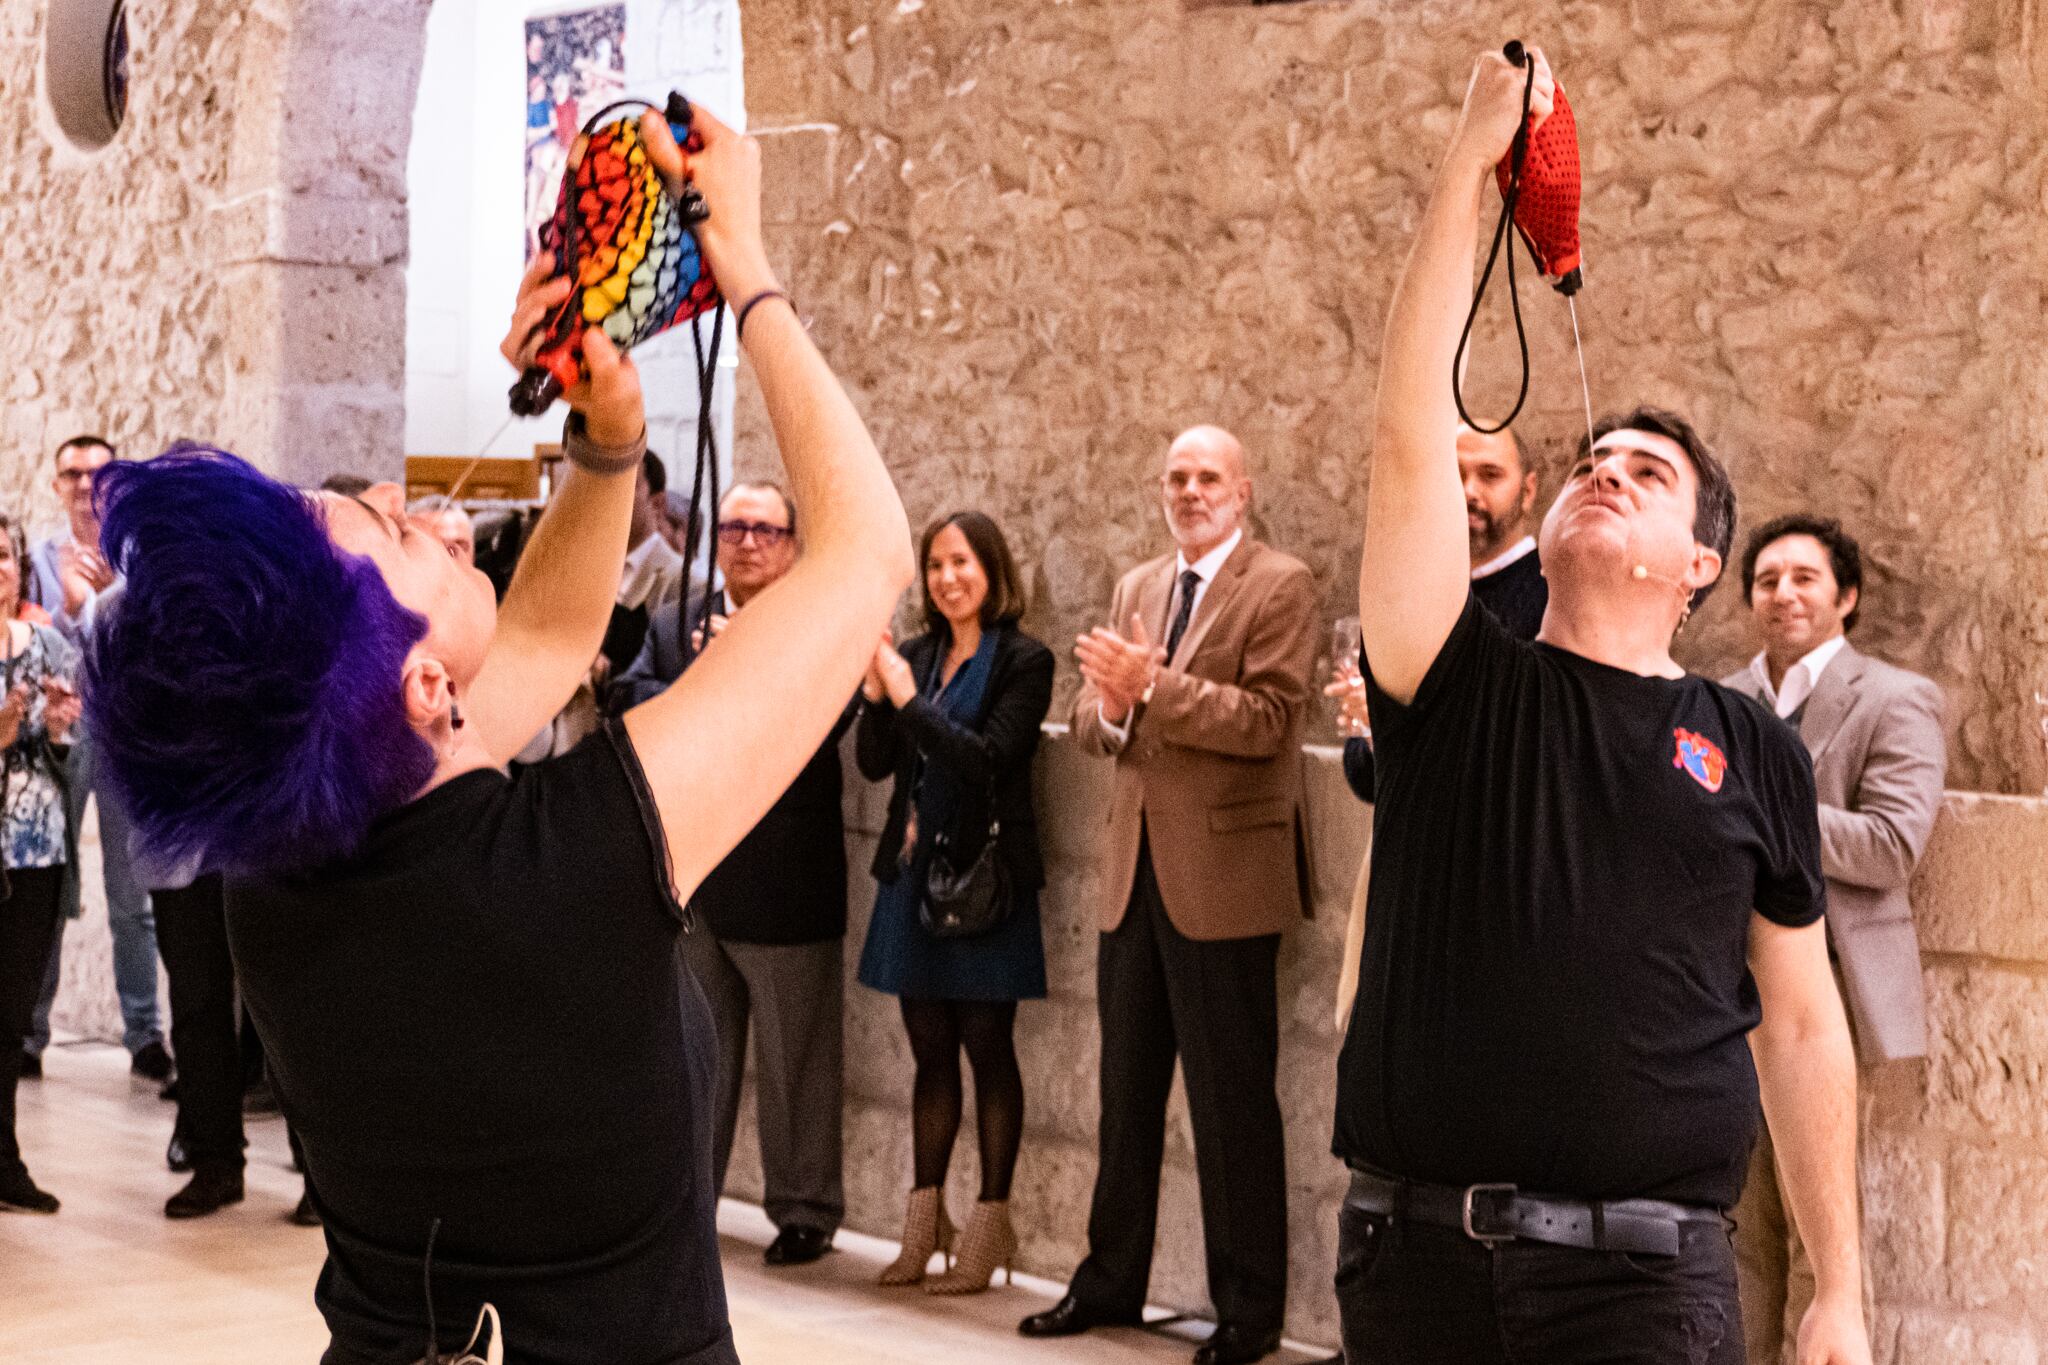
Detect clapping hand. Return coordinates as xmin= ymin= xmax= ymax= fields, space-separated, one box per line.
xmin=56 ymin=541 xmax=115 ymax=616
xmin=872 ymin=636 xmax=917 ymax=708
xmin=688 ymin=613 xmax=731 ymax=654
xmin=0 ymin=682 xmax=33 ymax=749
xmin=1074 ymin=614 xmax=1165 ymax=724
xmin=42 ymin=677 xmax=81 ymax=744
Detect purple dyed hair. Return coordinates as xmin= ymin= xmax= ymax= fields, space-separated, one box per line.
xmin=86 ymin=445 xmax=438 ymax=879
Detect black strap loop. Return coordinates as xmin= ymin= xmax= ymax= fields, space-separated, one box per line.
xmin=1452 ymin=52 xmax=1538 ymax=435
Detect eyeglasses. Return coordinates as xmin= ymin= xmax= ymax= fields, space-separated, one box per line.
xmin=716 ymin=520 xmax=794 ymax=547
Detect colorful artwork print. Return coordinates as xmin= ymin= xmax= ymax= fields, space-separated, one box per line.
xmin=1673 ymin=728 xmax=1727 ymax=794
xmin=526 ymin=4 xmax=628 ymax=257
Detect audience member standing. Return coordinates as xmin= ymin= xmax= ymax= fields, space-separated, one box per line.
xmin=0 ymin=510 xmax=82 ymax=1212
xmin=616 ymin=482 xmax=854 ymax=1269
xmin=1329 ymin=422 xmax=1544 ymax=805
xmin=1725 ymin=514 xmax=1946 ymax=1364
xmin=858 ymin=512 xmax=1053 ymax=1296
xmin=1024 ymin=427 xmax=1316 ymax=1365
xmin=408 ymin=498 xmax=477 ymax=565
xmin=23 ymin=435 xmax=167 ymax=1086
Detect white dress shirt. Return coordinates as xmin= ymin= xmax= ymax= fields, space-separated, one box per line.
xmin=618 ymin=531 xmax=686 ymax=611
xmin=1098 ymin=527 xmax=1244 ymax=742
xmin=1749 ymin=633 xmax=1850 ymax=719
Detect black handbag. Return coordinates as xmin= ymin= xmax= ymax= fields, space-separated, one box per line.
xmin=920 ymin=816 xmax=1011 ymax=939
xmin=913 ymin=634 xmax=1015 ymax=940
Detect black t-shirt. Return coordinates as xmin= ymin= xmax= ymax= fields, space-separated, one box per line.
xmin=1335 ymin=597 xmax=1824 ymax=1207
xmin=227 ymin=722 xmax=736 ymax=1365
xmin=1471 ymin=545 xmax=1548 ymax=641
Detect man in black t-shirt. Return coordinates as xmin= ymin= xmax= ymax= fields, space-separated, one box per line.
xmin=1337 ymin=47 xmax=1871 ymax=1365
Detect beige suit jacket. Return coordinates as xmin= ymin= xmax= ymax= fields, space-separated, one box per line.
xmin=1722 ymin=643 xmax=1947 ymax=1062
xmin=1073 ymin=537 xmax=1318 ymax=941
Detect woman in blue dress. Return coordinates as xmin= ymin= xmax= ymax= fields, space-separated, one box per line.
xmin=856 ymin=510 xmax=1052 ymax=1297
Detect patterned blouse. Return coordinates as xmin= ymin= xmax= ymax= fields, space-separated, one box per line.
xmin=2 ymin=622 xmax=79 ymax=870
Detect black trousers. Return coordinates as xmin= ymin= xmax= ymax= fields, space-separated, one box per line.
xmin=1334 ymin=1203 xmax=1746 ymax=1364
xmin=1070 ymin=838 xmax=1287 ymax=1331
xmin=154 ymin=875 xmax=246 ymax=1174
xmin=1 ymin=866 xmax=64 ymax=1176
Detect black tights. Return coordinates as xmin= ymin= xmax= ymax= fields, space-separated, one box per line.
xmin=900 ymin=997 xmax=1023 ymax=1202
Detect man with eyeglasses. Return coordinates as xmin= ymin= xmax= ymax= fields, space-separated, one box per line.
xmin=22 ymin=435 xmax=171 ymax=1090
xmin=616 ymin=481 xmax=852 ymax=1268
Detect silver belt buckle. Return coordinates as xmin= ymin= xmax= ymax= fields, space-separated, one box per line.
xmin=1461 ymin=1182 xmax=1519 ymax=1245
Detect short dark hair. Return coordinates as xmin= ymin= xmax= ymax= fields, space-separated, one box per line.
xmin=1740 ymin=513 xmax=1864 ymax=633
xmin=918 ymin=510 xmax=1026 ymax=634
xmin=1579 ymin=406 xmax=1736 ymax=612
xmin=641 ymin=451 xmax=667 ymax=496
xmin=722 ymin=481 xmax=797 ymax=537
xmin=319 ymin=473 xmax=373 ymax=496
xmin=87 ymin=446 xmax=437 ymax=879
xmin=56 ymin=434 xmax=116 ymax=464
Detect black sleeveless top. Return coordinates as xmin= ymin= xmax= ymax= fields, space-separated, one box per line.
xmin=227 ymin=722 xmax=738 ymax=1365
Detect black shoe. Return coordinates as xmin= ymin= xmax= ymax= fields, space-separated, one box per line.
xmin=131 ymin=1041 xmax=174 ymax=1084
xmin=1019 ymin=1292 xmax=1140 ymax=1338
xmin=1193 ymin=1324 xmax=1282 ymax=1365
xmin=290 ymin=1188 xmax=321 ymax=1227
xmin=0 ymin=1168 xmax=59 ymax=1214
xmin=17 ymin=1052 xmax=39 ymax=1080
xmin=763 ymin=1224 xmax=833 ymax=1266
xmin=166 ymin=1169 xmax=245 ymax=1219
xmin=166 ymin=1133 xmax=192 ymax=1173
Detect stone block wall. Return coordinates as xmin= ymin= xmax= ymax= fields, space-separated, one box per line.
xmin=719 ymin=735 xmax=2048 ymax=1358
xmin=733 ymin=0 xmax=2048 ymax=794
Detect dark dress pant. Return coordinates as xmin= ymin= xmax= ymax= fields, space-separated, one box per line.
xmin=1 ymin=866 xmax=64 ymax=1175
xmin=1335 ymin=1205 xmax=1746 ymax=1364
xmin=1070 ymin=835 xmax=1287 ymax=1332
xmin=153 ymin=875 xmax=246 ymax=1174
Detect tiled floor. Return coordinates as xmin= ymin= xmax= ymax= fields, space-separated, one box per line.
xmin=2 ymin=1044 xmax=1330 ymax=1363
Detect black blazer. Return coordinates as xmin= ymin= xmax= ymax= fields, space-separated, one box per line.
xmin=612 ymin=590 xmax=854 ymax=944
xmin=856 ymin=625 xmax=1054 ymax=893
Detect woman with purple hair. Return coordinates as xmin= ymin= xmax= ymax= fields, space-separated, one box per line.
xmin=84 ymin=105 xmax=911 ymax=1365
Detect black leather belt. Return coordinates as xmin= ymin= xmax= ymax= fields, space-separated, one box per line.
xmin=1345 ymin=1166 xmax=1726 ymax=1258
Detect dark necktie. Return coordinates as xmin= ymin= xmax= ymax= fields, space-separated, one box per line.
xmin=1166 ymin=568 xmax=1202 ymax=659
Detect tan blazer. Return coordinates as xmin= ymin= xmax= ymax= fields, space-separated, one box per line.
xmin=1073 ymin=537 xmax=1318 ymax=941
xmin=1722 ymin=643 xmax=1947 ymax=1063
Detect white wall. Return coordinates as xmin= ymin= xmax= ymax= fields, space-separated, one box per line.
xmin=404 ymin=0 xmax=744 ymax=491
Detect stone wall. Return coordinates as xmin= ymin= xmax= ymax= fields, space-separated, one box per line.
xmin=0 ymin=0 xmax=427 ymax=508
xmin=719 ymin=733 xmax=2048 ymax=1360
xmin=734 ymin=0 xmax=2048 ymax=794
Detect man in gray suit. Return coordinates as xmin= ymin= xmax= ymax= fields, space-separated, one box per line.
xmin=1723 ymin=513 xmax=1947 ymax=1365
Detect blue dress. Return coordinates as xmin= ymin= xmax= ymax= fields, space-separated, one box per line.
xmin=856 ymin=629 xmax=1047 ymax=1002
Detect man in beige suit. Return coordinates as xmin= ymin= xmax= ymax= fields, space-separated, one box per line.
xmin=1723 ymin=513 xmax=1947 ymax=1365
xmin=1018 ymin=426 xmax=1316 ymax=1365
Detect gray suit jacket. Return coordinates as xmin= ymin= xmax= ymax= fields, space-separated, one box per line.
xmin=1722 ymin=642 xmax=1947 ymax=1062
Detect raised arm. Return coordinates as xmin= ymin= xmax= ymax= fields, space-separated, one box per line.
xmin=467 ymin=221 xmax=658 ymax=764
xmin=1749 ymin=913 xmax=1872 ymax=1365
xmin=1359 ymin=50 xmax=1552 ymax=703
xmin=626 ymin=106 xmax=914 ymax=898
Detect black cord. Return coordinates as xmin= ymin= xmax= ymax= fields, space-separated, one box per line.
xmin=1452 ymin=54 xmax=1538 ymax=434
xmin=682 ymin=305 xmax=727 ymax=641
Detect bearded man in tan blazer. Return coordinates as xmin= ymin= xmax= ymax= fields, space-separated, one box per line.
xmin=1018 ymin=426 xmax=1316 ymax=1365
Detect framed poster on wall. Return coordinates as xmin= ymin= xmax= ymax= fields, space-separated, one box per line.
xmin=525 ymin=3 xmax=628 ymax=256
